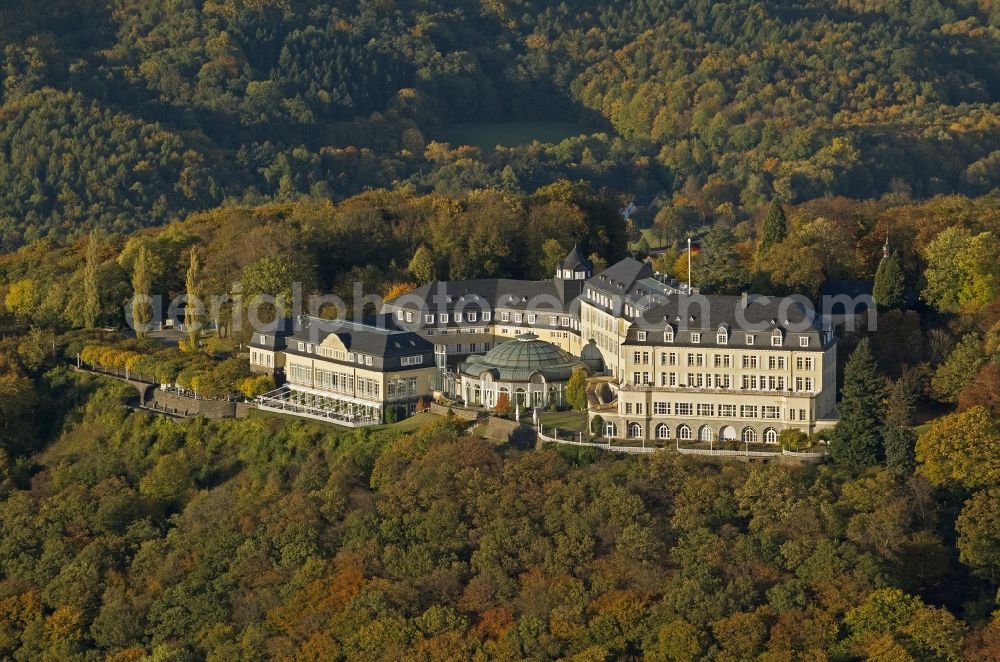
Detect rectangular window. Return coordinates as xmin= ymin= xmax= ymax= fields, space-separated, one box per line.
xmin=514 ymin=313 xmax=523 ymax=323
xmin=501 ymin=312 xmax=510 ymax=322
xmin=561 ymin=316 xmax=570 ymax=327
xmin=805 ymin=357 xmax=814 ymax=370
xmin=625 ymin=402 xmax=633 ymax=414
xmin=805 ymin=378 xmax=814 ymax=391
xmin=527 ymin=314 xmax=535 ymax=324
xmin=720 ymin=404 xmax=737 ymax=417
xmin=717 ymin=334 xmax=727 ymax=344
xmin=691 ymin=332 xmax=701 ymax=344
xmin=637 ymin=331 xmax=646 ymax=341
xmin=771 ymin=335 xmax=782 ymax=346
xmin=632 ymin=372 xmax=641 ymax=385
xmin=768 ymin=356 xmax=777 ymax=369
xmin=455 ymin=312 xmax=463 ymax=323
xmin=795 ymin=377 xmax=803 ymax=391
xmin=697 ymin=403 xmax=714 ymax=416
xmin=746 ymin=334 xmax=755 ymax=345
xmin=799 ymin=336 xmax=810 ymax=347
xmin=741 ymin=405 xmax=758 ymax=418
xmin=297 ymin=341 xmax=305 ymax=351
xmin=669 ymin=372 xmax=677 ymax=386
xmin=800 ymin=408 xmax=807 ymax=420
xmin=762 ymin=406 xmax=780 ymax=419
xmin=675 ymin=402 xmax=693 ymax=416
xmin=397 ymin=310 xmax=404 ymax=320
xmin=425 ymin=314 xmax=435 ymax=324
xmin=654 ymin=401 xmax=669 ymax=415
xmin=366 ymin=356 xmax=373 ymax=366
xmin=483 ymin=312 xmax=491 ymax=322
xmin=441 ymin=313 xmax=449 ymax=323
xmin=664 ymin=330 xmax=674 ymax=342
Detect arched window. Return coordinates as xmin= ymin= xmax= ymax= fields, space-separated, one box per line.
xmin=604 ymin=421 xmax=618 ymax=437
xmin=742 ymin=427 xmax=758 ymax=443
xmin=698 ymin=425 xmax=714 ymax=441
xmin=677 ymin=424 xmax=692 ymax=440
xmin=628 ymin=422 xmax=642 ymax=438
xmin=764 ymin=427 xmax=778 ymax=444
xmin=656 ymin=423 xmax=670 ymax=439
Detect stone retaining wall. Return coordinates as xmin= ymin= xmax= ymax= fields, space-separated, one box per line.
xmin=149 ymin=391 xmax=238 ymax=419
xmin=428 ymin=402 xmax=484 ymax=421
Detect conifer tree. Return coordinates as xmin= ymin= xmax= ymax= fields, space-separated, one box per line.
xmin=566 ymin=368 xmax=588 ymax=411
xmin=185 ymin=247 xmax=202 ymax=351
xmin=884 ymin=376 xmax=917 ymax=479
xmin=830 ymin=338 xmax=886 ymax=470
xmin=131 ymin=246 xmax=152 ymax=338
xmin=873 ymin=250 xmax=905 ymax=309
xmin=408 ymin=245 xmax=436 ymax=283
xmin=756 ymin=200 xmax=787 ymax=260
xmin=82 ymin=232 xmax=100 ymax=330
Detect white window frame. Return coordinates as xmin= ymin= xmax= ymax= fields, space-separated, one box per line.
xmin=425 ymin=314 xmax=435 ymax=324
xmin=746 ymin=334 xmax=755 ymax=345
xmin=637 ymin=331 xmax=646 ymax=341
xmin=691 ymin=332 xmax=701 ymax=344
xmin=799 ymin=336 xmax=810 ymax=347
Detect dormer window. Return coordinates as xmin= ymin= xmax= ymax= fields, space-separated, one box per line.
xmin=483 ymin=312 xmax=491 ymax=322
xmin=746 ymin=334 xmax=755 ymax=345
xmin=771 ymin=333 xmax=782 ymax=347
xmin=455 ymin=312 xmax=463 ymax=323
xmin=441 ymin=313 xmax=449 ymax=323
xmin=799 ymin=336 xmax=810 ymax=347
xmin=637 ymin=331 xmax=646 ymax=341
xmin=425 ymin=314 xmax=435 ymax=324
xmin=664 ymin=329 xmax=674 ymax=342
xmin=691 ymin=332 xmax=701 ymax=344
xmin=468 ymin=312 xmax=477 ymax=322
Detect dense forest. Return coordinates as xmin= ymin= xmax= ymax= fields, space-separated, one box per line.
xmin=0 ymin=185 xmax=998 ymax=658
xmin=1 ymin=0 xmax=998 ymax=247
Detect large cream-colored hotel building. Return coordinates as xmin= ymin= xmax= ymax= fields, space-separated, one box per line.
xmin=253 ymin=248 xmax=839 ymax=440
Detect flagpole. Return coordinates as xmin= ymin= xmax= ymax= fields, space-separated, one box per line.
xmin=687 ymin=237 xmax=692 ymax=293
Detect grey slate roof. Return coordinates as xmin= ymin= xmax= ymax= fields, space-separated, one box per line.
xmin=393 ymin=276 xmax=584 ymax=319
xmin=623 ymin=293 xmax=831 ymax=351
xmin=560 ymin=245 xmax=592 ymax=272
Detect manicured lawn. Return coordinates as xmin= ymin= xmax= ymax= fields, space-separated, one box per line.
xmin=912 ymin=423 xmax=932 ymax=437
xmin=537 ymin=409 xmax=588 ymax=433
xmin=371 ymin=411 xmax=441 ymax=434
xmin=440 ymin=121 xmax=596 ymax=152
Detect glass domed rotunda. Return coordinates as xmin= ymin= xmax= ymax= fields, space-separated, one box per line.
xmin=458 ymin=333 xmax=589 ymax=408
